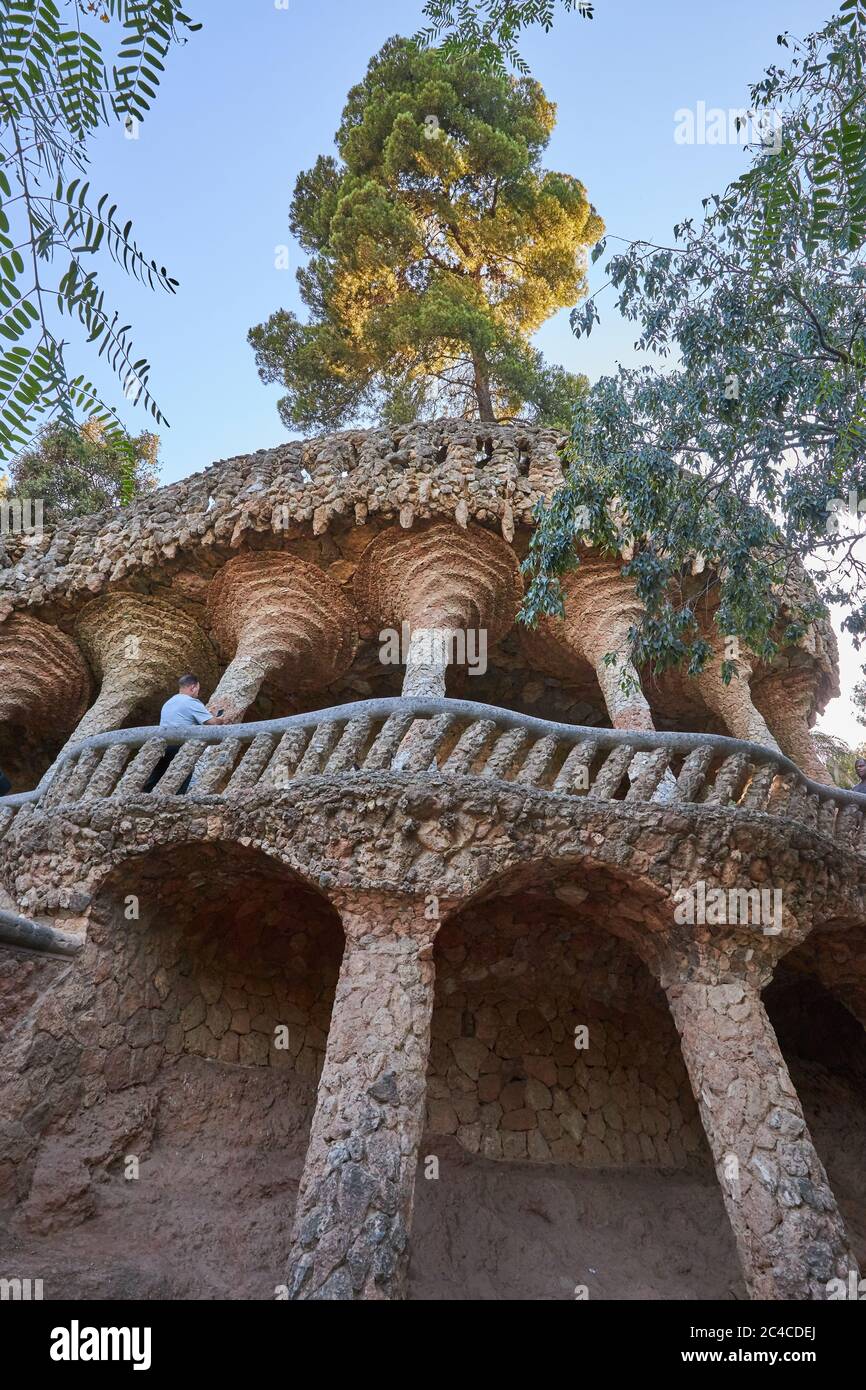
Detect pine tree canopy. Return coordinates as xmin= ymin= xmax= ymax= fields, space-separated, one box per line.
xmin=249 ymin=35 xmax=604 ymax=431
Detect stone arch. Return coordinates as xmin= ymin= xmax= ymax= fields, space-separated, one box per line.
xmin=410 ymin=854 xmax=744 ymax=1300
xmin=763 ymin=915 xmax=866 ymax=1276
xmin=0 ymin=838 xmax=347 ymax=1299
xmin=84 ymin=838 xmax=344 ymax=1084
xmin=9 ymin=799 xmax=345 ymax=920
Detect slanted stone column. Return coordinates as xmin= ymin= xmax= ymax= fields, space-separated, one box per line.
xmin=522 ymin=557 xmax=656 ymax=731
xmin=72 ymin=594 xmax=217 ymax=741
xmin=662 ymin=954 xmax=856 ymax=1299
xmin=354 ymin=522 xmax=521 ymax=698
xmin=752 ymin=667 xmax=834 ymax=785
xmin=206 ymin=553 xmax=358 ymax=717
xmin=521 ymin=558 xmax=681 ymax=797
xmin=693 ymin=634 xmax=782 ymax=753
xmin=401 ymin=626 xmax=460 ymax=698
xmin=287 ymin=892 xmax=439 ymax=1301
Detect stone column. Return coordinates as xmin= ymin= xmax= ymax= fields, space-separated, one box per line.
xmin=693 ymin=637 xmax=782 ymax=752
xmin=72 ymin=594 xmax=217 ymax=741
xmin=663 ymin=958 xmax=856 ymax=1299
xmin=401 ymin=627 xmax=460 ymax=698
xmin=206 ymin=553 xmax=358 ymax=717
xmin=354 ymin=522 xmax=521 ymax=698
xmin=287 ymin=893 xmax=438 ymax=1301
xmin=521 ymin=557 xmax=656 ymax=730
xmin=752 ymin=667 xmax=834 ymax=785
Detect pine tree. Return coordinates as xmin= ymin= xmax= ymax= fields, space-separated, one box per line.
xmin=249 ymin=36 xmax=603 ymax=431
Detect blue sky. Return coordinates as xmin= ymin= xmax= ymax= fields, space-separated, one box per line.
xmin=59 ymin=0 xmax=863 ymax=743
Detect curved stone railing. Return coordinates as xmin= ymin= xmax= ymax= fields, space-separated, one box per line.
xmin=1 ymin=697 xmax=864 ymax=856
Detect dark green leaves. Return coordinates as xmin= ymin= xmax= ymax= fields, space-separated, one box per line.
xmin=0 ymin=1 xmax=200 ymax=462
xmin=525 ymin=8 xmax=866 ymax=687
xmin=418 ymin=1 xmax=594 ymax=73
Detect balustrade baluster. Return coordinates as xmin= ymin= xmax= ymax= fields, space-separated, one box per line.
xmin=324 ymin=718 xmax=374 ymax=775
xmin=703 ymin=753 xmax=751 ymax=807
xmin=441 ymin=719 xmax=497 ymax=775
xmin=553 ymin=739 xmax=600 ymax=795
xmin=480 ymin=726 xmax=531 ymax=780
xmin=515 ymin=735 xmax=560 ymax=787
xmin=225 ymin=734 xmax=278 ymax=792
xmin=261 ymin=728 xmax=310 ymax=788
xmin=362 ymin=712 xmax=416 ymax=770
xmin=80 ymin=745 xmax=132 ymax=802
xmin=670 ymin=746 xmax=714 ymax=804
xmin=739 ymin=761 xmax=776 ymax=811
xmin=115 ymin=739 xmax=168 ymax=796
xmin=625 ymin=746 xmax=672 ymax=802
xmin=590 ymin=744 xmax=635 ymax=800
xmin=193 ymin=738 xmax=244 ymax=794
xmin=296 ymin=722 xmax=344 ymax=777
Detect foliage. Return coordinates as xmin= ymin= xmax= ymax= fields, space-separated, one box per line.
xmin=813 ymin=728 xmax=866 ymax=785
xmin=418 ymin=1 xmax=595 ymax=73
xmin=7 ymin=415 xmax=158 ymax=516
xmin=522 ymin=6 xmax=866 ymax=689
xmin=249 ymin=36 xmax=603 ymax=431
xmin=0 ymin=0 xmax=200 ymax=463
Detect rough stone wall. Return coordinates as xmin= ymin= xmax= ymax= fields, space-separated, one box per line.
xmin=0 ymin=419 xmax=839 ymax=783
xmin=0 ymin=843 xmax=343 ymax=1230
xmin=287 ymin=894 xmax=436 ymax=1300
xmin=0 ymin=423 xmax=568 ymax=618
xmin=426 ymin=897 xmax=706 ymax=1167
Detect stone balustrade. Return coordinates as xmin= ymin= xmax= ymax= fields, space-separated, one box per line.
xmin=2 ymin=697 xmax=863 ymax=858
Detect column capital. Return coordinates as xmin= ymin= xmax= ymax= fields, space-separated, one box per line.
xmin=332 ymin=888 xmax=451 ymax=947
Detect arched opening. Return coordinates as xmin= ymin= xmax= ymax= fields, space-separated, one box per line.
xmin=2 ymin=840 xmax=344 ymax=1300
xmin=764 ymin=921 xmax=866 ymax=1274
xmin=0 ymin=718 xmax=69 ymax=795
xmin=410 ymin=861 xmax=743 ymax=1300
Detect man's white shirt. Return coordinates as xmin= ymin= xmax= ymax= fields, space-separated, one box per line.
xmin=159 ymin=693 xmax=213 ymax=727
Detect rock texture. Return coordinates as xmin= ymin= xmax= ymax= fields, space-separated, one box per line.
xmin=0 ymin=419 xmax=862 ymax=1305
xmin=72 ymin=594 xmax=217 ymax=741
xmin=0 ymin=614 xmax=91 ymax=787
xmin=525 ymin=558 xmax=656 ymax=731
xmin=207 ymin=552 xmax=359 ymax=716
xmin=287 ymin=894 xmax=436 ymax=1300
xmin=354 ymin=521 xmax=522 ymax=696
xmin=664 ymin=963 xmax=855 ymax=1299
xmin=0 ymin=421 xmax=836 ymax=778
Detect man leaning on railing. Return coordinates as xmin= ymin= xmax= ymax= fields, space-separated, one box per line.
xmin=143 ymin=674 xmax=236 ymax=794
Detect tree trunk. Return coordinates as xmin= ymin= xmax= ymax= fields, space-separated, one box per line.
xmin=473 ymin=354 xmax=495 ymax=421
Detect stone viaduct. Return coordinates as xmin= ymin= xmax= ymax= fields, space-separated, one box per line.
xmin=0 ymin=421 xmax=863 ymax=1300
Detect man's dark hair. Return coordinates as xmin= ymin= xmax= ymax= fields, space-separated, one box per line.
xmin=178 ymin=674 xmax=199 ymax=690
